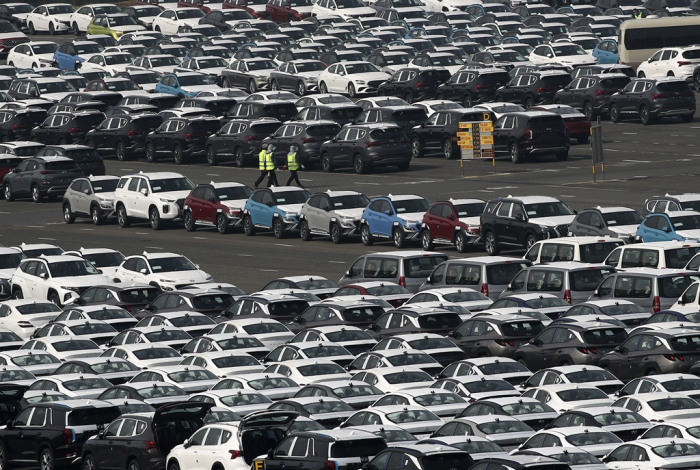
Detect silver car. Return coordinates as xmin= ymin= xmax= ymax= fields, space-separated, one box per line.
xmin=299 ymin=190 xmax=371 ymax=243
xmin=63 ymin=175 xmax=120 ymax=225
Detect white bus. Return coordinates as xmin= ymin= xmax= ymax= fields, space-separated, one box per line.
xmin=619 ymin=17 xmax=700 ymax=69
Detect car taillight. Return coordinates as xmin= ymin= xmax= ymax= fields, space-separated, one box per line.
xmin=69 ymin=127 xmax=82 ymax=134
xmin=185 ymin=133 xmax=202 ymax=139
xmin=63 ymin=429 xmax=74 ymax=445
xmin=577 ymin=347 xmax=597 ymax=354
xmin=496 ymin=339 xmax=515 ymax=346
xmin=128 ymin=130 xmax=143 ymax=136
xmin=124 ymin=306 xmax=132 ymax=312
xmin=653 ymin=295 xmax=660 ymax=313
xmin=40 ymin=171 xmax=56 ymax=175
xmin=524 ymin=129 xmax=532 ymax=139
xmin=11 ymin=124 xmax=26 ymax=130
xmin=537 ymin=87 xmax=550 ymax=93
xmin=564 ymin=289 xmax=571 ymax=304
xmin=475 ymin=84 xmax=484 ymax=90
xmin=229 ymin=450 xmax=242 ymax=459
xmin=366 ymin=141 xmax=381 ymax=148
xmin=301 ymin=137 xmax=318 ymax=144
xmin=678 ymin=61 xmax=692 ymax=66
xmin=481 ymin=283 xmax=489 ymax=297
xmin=323 ymin=461 xmax=337 ymax=470
xmin=144 ymin=441 xmax=156 ymax=450
xmin=652 ymin=93 xmax=670 ymax=100
xmin=246 ymin=134 xmax=261 ymax=141
xmin=415 ymin=82 xmax=425 ymax=88
xmin=399 ymin=276 xmax=406 ymax=287
xmin=665 ymin=354 xmax=684 ymax=361
xmin=595 ymin=90 xmax=610 ymax=96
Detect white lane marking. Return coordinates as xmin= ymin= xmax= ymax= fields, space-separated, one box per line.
xmin=622 ymin=132 xmax=637 ymax=135
xmin=27 ymin=226 xmax=43 ymax=228
xmin=275 ymin=243 xmax=293 ymax=247
xmin=135 ymin=232 xmax=148 ymax=235
xmin=37 ymin=237 xmax=56 ymax=240
xmin=329 ymin=261 xmax=345 ymax=264
xmin=354 ymin=182 xmax=380 ymax=185
xmin=605 ymin=149 xmax=620 ymax=152
xmin=145 ymin=246 xmax=163 ymax=249
xmin=206 ymin=174 xmax=219 ymax=176
xmin=120 ymin=169 xmax=133 ymax=171
xmin=194 ymin=237 xmax=207 ymax=240
xmin=81 ymin=229 xmax=94 ymax=231
xmin=261 ymin=269 xmax=279 ymax=272
xmin=623 ymin=159 xmax=650 ymax=163
xmin=239 ymin=254 xmax=253 ymax=257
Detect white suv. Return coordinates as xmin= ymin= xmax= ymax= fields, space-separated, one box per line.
xmin=637 ymin=46 xmax=700 ymax=81
xmin=114 ymin=172 xmax=195 ymax=230
xmin=10 ymin=255 xmax=112 ymax=307
xmin=113 ymin=251 xmax=212 ymax=291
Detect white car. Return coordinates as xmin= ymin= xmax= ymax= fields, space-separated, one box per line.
xmin=603 ymin=438 xmax=700 ymax=470
xmin=422 ymin=0 xmax=477 ymax=11
xmin=372 ymin=333 xmax=465 ymax=367
xmin=0 ymin=350 xmax=61 ymax=376
xmin=522 ymin=384 xmax=615 ymax=412
xmin=7 ymin=41 xmax=59 ymax=70
xmin=10 ymin=255 xmax=112 ymax=307
xmin=317 ymin=61 xmax=391 ymax=97
xmin=437 ymin=357 xmax=532 ymax=385
xmin=21 ymin=336 xmax=103 ymax=361
xmin=179 ymin=351 xmax=266 ymax=377
xmin=128 ymin=54 xmax=182 ymax=76
xmin=181 ymin=334 xmax=270 ymax=360
xmin=189 ymin=389 xmax=273 ymax=415
xmin=151 ymin=8 xmax=206 ymax=36
xmin=263 ymin=358 xmax=353 ymax=386
xmin=617 ymin=374 xmax=700 ymax=400
xmin=351 ymin=366 xmax=435 ymax=393
xmin=26 ymin=3 xmax=76 ymax=35
xmin=432 ymin=376 xmax=521 ymax=401
xmin=84 ymin=52 xmax=135 ymax=77
xmin=637 ymin=46 xmax=700 ymax=81
xmin=175 ymin=56 xmax=229 ymax=80
xmin=135 ymin=310 xmax=217 ymax=338
xmin=129 ymin=365 xmax=220 ymax=393
xmin=212 ymin=318 xmax=294 ymax=349
xmin=529 ymin=43 xmax=598 ymax=68
xmin=110 ymin=325 xmax=193 ymax=350
xmin=0 ymin=299 xmax=61 ymax=339
xmin=264 ymin=342 xmax=355 ymax=367
xmin=290 ymin=325 xmax=379 ymax=354
xmin=32 ymin=319 xmax=118 ymax=346
xmin=100 ymin=343 xmax=183 ymax=369
xmin=521 ymin=366 xmax=624 ymax=394
xmin=517 ymin=426 xmax=621 ymax=457
xmin=349 ymin=349 xmax=443 ymax=376
xmin=640 ymin=418 xmax=700 ymax=445
xmin=0 ymin=365 xmax=36 ymax=387
xmin=28 ymin=373 xmax=112 ymax=399
xmin=404 ymin=287 xmax=491 ymax=311
xmin=409 ymin=52 xmax=464 ymax=75
xmin=68 ymin=4 xmax=121 ymax=34
xmin=413 ymin=99 xmax=462 ymax=116
xmin=62 ymin=247 xmax=124 ymax=279
xmin=112 ymin=250 xmax=212 ymax=292
xmin=612 ymin=392 xmax=700 ymax=422
xmin=213 ymin=373 xmax=301 ymax=401
xmin=371 ymin=387 xmax=467 ymax=417
xmin=340 ymin=404 xmax=444 ymax=439
xmin=310 ymin=0 xmax=376 ymax=21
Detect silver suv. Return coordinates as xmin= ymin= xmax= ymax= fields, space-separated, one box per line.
xmin=62 ymin=175 xmax=120 ymax=226
xmin=299 ymin=190 xmax=371 ymax=244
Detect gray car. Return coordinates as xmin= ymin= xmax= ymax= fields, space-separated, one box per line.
xmin=62 ymin=175 xmax=120 ymax=226
xmin=568 ymin=206 xmax=644 ymax=243
xmin=3 ymin=156 xmax=83 ymax=203
xmin=299 ymin=190 xmax=371 ymax=244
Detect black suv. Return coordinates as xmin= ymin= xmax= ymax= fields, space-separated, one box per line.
xmin=366 ymin=444 xmax=473 ymax=470
xmin=227 ymin=100 xmax=298 ymax=122
xmin=377 ymin=67 xmax=451 ymax=103
xmin=294 ymin=103 xmax=363 ymax=126
xmin=137 ymin=289 xmax=234 ymax=318
xmin=480 ymin=195 xmax=575 ymax=255
xmin=554 ymin=73 xmax=631 ymax=119
xmin=261 ymin=120 xmax=342 ymax=167
xmin=37 ymin=145 xmax=105 ymax=176
xmin=30 ymin=111 xmax=104 ymax=146
xmin=86 ymin=114 xmax=163 ymax=161
xmin=436 ymin=68 xmax=512 ymax=107
xmin=48 ymin=102 xmax=108 ymax=116
xmin=117 ymin=94 xmax=181 ymax=112
xmin=0 ymin=108 xmax=46 ymax=142
xmin=411 ymin=108 xmax=491 ymax=159
xmin=205 ymin=118 xmax=282 ymax=167
xmin=450 ymin=315 xmax=546 ymax=358
xmin=68 ymin=284 xmax=160 ymax=313
xmin=609 ymin=78 xmax=696 ymax=125
xmin=319 ymin=123 xmax=411 ymax=174
xmin=61 ymin=91 xmax=122 ymax=109
xmin=495 ymin=71 xmax=572 ymax=108
xmin=3 ymin=156 xmax=83 ymax=202
xmin=174 ymin=96 xmax=239 ymax=120
xmin=492 ymin=111 xmax=569 ymax=164
xmin=353 ymin=105 xmax=428 ymax=135
xmin=145 ymin=116 xmax=222 ymax=164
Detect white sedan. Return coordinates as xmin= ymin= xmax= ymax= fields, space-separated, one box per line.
xmin=151 ymin=8 xmax=206 ymax=36
xmin=7 ymin=41 xmax=59 ymax=70
xmin=340 ymin=405 xmax=444 ymax=439
xmin=317 ymin=61 xmax=391 ymax=98
xmin=84 ymin=52 xmax=135 ymax=76
xmin=529 ymin=43 xmax=598 ymax=68
xmin=26 ymin=3 xmax=75 ymax=35
xmin=603 ymin=438 xmax=700 ymax=470
xmin=68 ymin=4 xmax=121 ymax=34
xmin=310 ymin=0 xmax=376 ymax=21
xmin=189 ymin=390 xmax=273 ymax=415
xmin=612 ymin=392 xmax=700 ymax=421
xmin=0 ymin=299 xmax=61 ymax=339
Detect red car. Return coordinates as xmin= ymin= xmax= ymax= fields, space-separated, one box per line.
xmin=530 ymin=104 xmax=591 ymax=145
xmin=178 ymin=0 xmax=224 ymax=13
xmin=420 ymin=198 xmax=486 ymax=253
xmin=0 ymin=155 xmax=22 ymax=181
xmin=223 ymin=0 xmax=268 ymax=18
xmin=183 ymin=181 xmax=253 ymax=234
xmin=265 ymin=0 xmax=313 ymax=22
xmin=330 ymin=281 xmax=411 ymax=308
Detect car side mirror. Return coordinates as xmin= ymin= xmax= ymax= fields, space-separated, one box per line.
xmin=345 ymin=269 xmax=351 ymax=277
xmin=39 ymin=272 xmax=47 ymax=279
xmin=384 ymin=210 xmax=392 ymax=216
xmin=373 ymin=324 xmax=381 ymax=331
xmin=43 ymin=11 xmax=48 ymax=15
xmin=140 ymin=268 xmax=148 ymax=274
xmin=267 ymin=449 xmax=275 ymax=459
xmin=662 ymin=226 xmax=671 ymax=232
xmin=534 ymin=339 xmax=543 ymax=347
xmin=140 ymin=188 xmax=148 ymax=196
xmin=183 ymin=439 xmax=191 ymax=449
xmin=83 ymin=189 xmax=91 ymax=195
xmin=614 ymin=345 xmax=621 ymax=352
xmin=98 ymin=430 xmax=106 ymax=439
xmin=13 ymin=168 xmax=20 ymax=173
xmin=514 ymin=213 xmax=524 ymax=221
xmin=453 ymin=331 xmax=462 ymax=339
xmin=594 ymin=289 xmax=600 ymax=297
xmin=5 ymin=420 xmax=12 ymax=429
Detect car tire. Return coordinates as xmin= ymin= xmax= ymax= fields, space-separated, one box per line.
xmin=113 ymin=140 xmax=127 ymax=161
xmin=443 ymin=138 xmax=453 ymax=159
xmin=640 ymin=105 xmax=652 ymax=125
xmin=117 ymin=205 xmax=130 ymax=228
xmin=392 ymin=227 xmax=405 ymax=249
xmin=321 ymin=152 xmax=333 ymax=172
xmin=576 ymin=135 xmax=588 ymax=145
xmin=377 ymin=88 xmax=385 ymax=96
xmin=3 ymin=184 xmax=13 ymax=202
xmin=58 ymin=137 xmax=67 ymax=145
xmin=609 ymin=103 xmax=621 ymax=123
xmin=361 ymin=224 xmax=373 ymax=246
xmin=127 ymin=459 xmax=140 ymax=470
xmin=216 ymin=214 xmax=228 ymax=234
xmin=463 ymin=93 xmax=473 ymax=108
xmin=28 ymin=23 xmax=35 ymax=35
xmin=421 ymin=229 xmax=434 ymax=251
xmin=63 ymin=204 xmax=75 ymax=224
xmin=319 ymin=82 xmax=328 ymax=94
xmin=244 ymin=215 xmax=255 ymax=236
xmin=509 ymin=141 xmax=522 ymax=164
xmin=638 ymin=71 xmax=645 ymax=78
xmin=248 ymin=79 xmax=257 ymax=94
xmin=683 ymin=113 xmax=694 ymax=123
xmin=184 ymin=210 xmax=196 ymax=232
xmin=205 ymin=146 xmax=218 ymax=166
xmin=299 ymin=220 xmax=312 ymax=241
xmin=330 ymin=223 xmax=342 ymax=244
xmin=404 ymin=91 xmax=413 ymax=104
xmin=646 ymin=366 xmax=661 ymax=376
xmin=297 ymin=81 xmax=305 ymax=96
xmin=223 ymin=78 xmax=231 ymax=88
xmin=348 ymin=82 xmax=356 ymax=98
xmin=146 ymin=143 xmax=157 ymax=163
xmin=167 ymin=460 xmax=180 ymax=470
xmin=556 ymin=150 xmax=568 ymax=160
xmin=91 ymin=205 xmax=102 ymax=226
xmin=40 ymin=447 xmax=54 ymax=470
xmin=11 ymin=287 xmax=22 ymax=300
xmin=235 ymin=147 xmax=244 ymax=167
xmin=82 ymin=453 xmax=96 ymax=470
xmin=273 ymin=218 xmax=285 ymax=239
xmin=525 ymin=232 xmax=538 ymax=250
xmin=31 ymin=185 xmax=42 ymax=203
xmin=173 ymin=144 xmax=184 ymax=164
xmin=49 ymin=23 xmax=55 ymax=35
xmin=48 ymin=292 xmax=61 ymax=307
xmin=149 ymin=207 xmax=162 ymax=231
xmin=695 ymin=74 xmax=700 ymax=92
xmin=85 ymin=139 xmax=95 ymax=149
xmin=411 ymin=136 xmax=422 ymax=158
xmin=583 ymin=101 xmax=595 ymax=120
xmin=271 ymin=80 xmax=279 ymax=91
xmin=455 ymin=231 xmax=468 ymax=253
xmin=484 ymin=230 xmax=500 ymax=256
xmin=353 ymin=153 xmax=366 ymax=174
xmin=524 ymin=96 xmax=535 ymax=109
xmin=73 ymin=23 xmax=81 ymax=36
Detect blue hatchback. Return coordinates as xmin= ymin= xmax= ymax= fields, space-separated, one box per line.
xmin=53 ymin=41 xmax=105 ymax=71
xmin=154 ymin=72 xmax=219 ymax=98
xmin=592 ymin=39 xmax=619 ymax=65
xmin=636 ymin=212 xmax=700 ymax=242
xmin=243 ymin=187 xmax=310 ymax=239
xmin=360 ymin=194 xmax=430 ymax=249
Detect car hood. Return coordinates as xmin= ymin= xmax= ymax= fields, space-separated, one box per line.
xmin=298 ymin=70 xmax=323 ymax=80
xmin=674 ymin=229 xmax=700 ymax=241
xmin=350 ymin=71 xmax=391 ymax=82
xmin=530 ymin=215 xmax=576 ymax=227
xmin=51 ymin=13 xmax=74 ymax=22
xmin=336 ymin=6 xmax=376 ymax=17
xmin=277 ymin=203 xmax=305 ymax=215
xmin=56 ymin=274 xmax=113 ymax=287
xmin=458 ymin=216 xmax=480 ymax=226
xmin=113 ymin=25 xmax=147 ymax=33
xmin=153 ymin=190 xmax=191 ymax=201
xmin=152 ymin=270 xmax=210 ymax=283
xmin=0 ymin=33 xmax=27 ymax=41
xmin=0 ymin=268 xmax=15 ymax=280
xmin=221 ymin=200 xmax=248 ymax=211
xmin=181 ymin=84 xmax=221 ymax=93
xmin=555 ymin=55 xmax=597 ymax=65
xmin=397 ymin=211 xmax=425 ymax=225
xmin=334 ymin=208 xmax=365 ymax=220
xmin=608 ymin=225 xmax=639 ymax=237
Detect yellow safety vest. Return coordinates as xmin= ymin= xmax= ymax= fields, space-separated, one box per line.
xmin=265 ymin=151 xmax=275 ymax=170
xmin=258 ymin=149 xmax=267 ymax=170
xmin=634 ymin=12 xmax=642 ymax=18
xmin=287 ymin=152 xmax=299 ymax=171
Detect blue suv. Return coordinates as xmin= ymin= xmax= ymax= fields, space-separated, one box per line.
xmin=636 ymin=212 xmax=700 ymax=242
xmin=243 ymin=187 xmax=310 ymax=239
xmin=53 ymin=41 xmax=104 ymax=71
xmin=154 ymin=72 xmax=219 ymax=99
xmin=360 ymin=194 xmax=431 ymax=248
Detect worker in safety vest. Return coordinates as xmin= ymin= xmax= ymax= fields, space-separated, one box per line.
xmin=633 ymin=8 xmax=642 ymax=18
xmin=265 ymin=145 xmax=279 ymax=187
xmin=254 ymin=143 xmax=270 ymax=190
xmin=285 ymin=145 xmax=303 ymax=188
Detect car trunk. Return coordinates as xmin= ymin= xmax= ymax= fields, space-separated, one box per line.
xmin=239 ymin=411 xmax=299 ymax=464
xmin=66 ymin=405 xmax=122 ymax=445
xmin=327 ymin=107 xmax=362 ymax=126
xmin=390 ymin=108 xmax=428 ymax=134
xmin=262 ymin=103 xmax=297 ymax=121
xmin=152 ymin=402 xmax=213 ymax=456
xmin=525 ymin=115 xmax=567 ymax=147
xmin=0 ymin=384 xmax=26 ymax=423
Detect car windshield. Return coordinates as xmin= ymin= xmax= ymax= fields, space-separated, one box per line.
xmin=297 ymin=363 xmax=346 ymax=376
xmin=169 ymin=314 xmax=217 ymax=328
xmin=151 ymin=57 xmax=180 ymax=67
xmin=197 ymin=58 xmax=228 ymax=69
xmin=52 ymin=339 xmax=100 ymax=352
xmin=524 ymin=202 xmax=573 ymax=217
xmin=463 ymin=379 xmax=515 ymax=393
xmin=48 ymin=260 xmax=100 ymax=277
xmin=384 ymin=54 xmax=410 ymax=65
xmin=670 ymin=214 xmax=700 ymax=230
xmin=392 ymin=198 xmax=430 ymax=214
xmin=62 ymin=377 xmax=111 ymax=390
xmin=90 ymin=361 xmax=139 ymax=374
xmin=648 ymin=397 xmax=700 ymax=411
xmin=177 ymin=9 xmax=205 ymax=18
xmin=502 ymin=401 xmax=554 ymax=415
xmin=106 ymin=80 xmax=140 ymax=91
xmin=582 ymin=328 xmax=627 ymax=345
xmin=47 ymin=5 xmax=75 ymax=14
xmin=131 ymin=347 xmax=180 ymax=359
xmin=476 ymin=420 xmax=532 ymax=434
xmin=136 ymin=385 xmax=186 ymax=397
xmin=291 ymin=61 xmax=324 ymax=72
xmin=25 ymin=393 xmax=70 ymax=404
xmin=524 ymin=297 xmax=570 ymax=309
xmin=248 ymin=377 xmax=298 ymax=389
xmin=415 ymin=392 xmax=466 ymax=406
xmin=148 ymin=256 xmax=197 ymax=273
xmin=210 ymin=355 xmax=259 ymax=368
xmin=386 ymin=352 xmax=435 ymax=366
xmin=599 ymin=303 xmax=647 ymax=315
xmin=386 ymin=409 xmax=439 ymax=423
xmin=384 ymin=371 xmax=432 ymax=384
xmin=329 ymin=194 xmax=370 ymax=209
xmin=325 ymin=330 xmax=373 ymax=342
xmin=407 ymin=337 xmax=457 ymax=350
xmin=108 ymin=16 xmax=138 ymax=26
xmin=11 ymin=353 xmax=58 ymax=367
xmin=332 ymin=384 xmax=382 ymax=397
xmin=217 ymin=337 xmax=264 ymax=349
xmin=652 ymin=443 xmax=700 ymax=458
xmin=670 ymin=335 xmax=700 ymax=351
xmin=103 ymin=54 xmax=134 ymax=65
xmin=602 ymin=210 xmax=644 ymax=226
xmin=68 ymin=323 xmax=116 ymax=335
xmin=344 ymin=63 xmax=380 ymax=74
xmin=214 ymin=185 xmax=252 ymax=201
xmin=144 ymin=329 xmax=191 ymax=342
xmin=273 ymin=190 xmax=309 ymax=205
xmin=247 ymin=60 xmax=276 ymax=71
xmin=119 ymin=288 xmax=159 ymax=303
xmin=220 ymin=392 xmax=271 ymax=406
xmin=492 ymin=51 xmax=527 ymax=61
xmin=89 ymin=179 xmax=119 ymax=193
xmin=167 ymin=369 xmax=218 ymax=382
xmin=303 ymin=400 xmax=353 ymax=413
xmin=552 ymin=44 xmax=586 ymax=56
xmin=301 ymin=344 xmax=348 ymax=358
xmin=432 ymin=55 xmax=465 ymax=66
xmin=565 ymin=369 xmax=618 ymax=383
xmin=566 ymin=431 xmax=621 ymax=446
xmin=128 ymin=73 xmax=159 ymax=85
xmin=16 ymin=303 xmax=61 ymax=315
xmin=31 ymin=43 xmax=59 ymax=55
xmin=500 ymin=321 xmax=545 ymax=337
xmin=0 ymin=252 xmax=24 ymax=270
xmin=453 ymin=203 xmax=485 ymax=217
xmin=191 ymin=295 xmax=233 ymax=311
xmin=177 ymin=74 xmax=216 ymax=86
xmin=556 ymin=388 xmax=609 ymax=401
xmin=593 ymin=411 xmax=646 ymax=425
xmin=149 ymin=177 xmax=194 ymax=193
xmin=38 ymin=81 xmax=77 ymax=94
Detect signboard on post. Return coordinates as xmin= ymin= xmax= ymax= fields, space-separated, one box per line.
xmin=590 ymin=116 xmax=605 ymax=182
xmin=458 ymin=121 xmax=494 ymax=160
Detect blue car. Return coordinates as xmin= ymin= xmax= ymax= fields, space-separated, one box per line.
xmin=635 ymin=212 xmax=700 ymax=242
xmin=647 ymin=309 xmax=700 ymax=323
xmin=243 ymin=186 xmax=310 ymax=239
xmin=154 ymin=72 xmax=220 ymax=98
xmin=53 ymin=41 xmax=104 ymax=71
xmin=592 ymin=39 xmax=619 ymax=65
xmin=360 ymin=194 xmax=430 ymax=248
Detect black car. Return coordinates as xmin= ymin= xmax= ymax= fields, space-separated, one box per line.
xmin=495 ymin=71 xmax=572 ymax=107
xmin=319 ymin=123 xmax=411 ymax=174
xmin=3 ymin=156 xmax=83 ymax=202
xmin=68 ymin=284 xmax=160 ymax=314
xmin=86 ymin=113 xmax=163 ymax=161
xmin=175 ymin=97 xmax=239 ymax=120
xmin=205 ymin=118 xmax=282 ymax=167
xmin=353 ymin=106 xmax=427 ymax=135
xmin=37 ymin=145 xmax=105 ymax=177
xmin=366 ymin=445 xmax=473 ymax=470
xmin=609 ymin=77 xmax=696 ymax=125
xmin=261 ymin=120 xmax=342 ymax=167
xmin=200 ymin=9 xmax=255 ymax=31
xmin=436 ymin=68 xmax=512 ymax=107
xmin=48 ymin=102 xmax=108 ymax=116
xmin=61 ymin=91 xmax=123 ymax=109
xmin=30 ymin=111 xmax=104 ymax=146
xmin=492 ymin=111 xmax=569 ymax=164
xmin=0 ymin=400 xmax=121 ymax=470
xmin=450 ymin=315 xmax=546 ymax=358
xmin=117 ymin=94 xmax=181 ymax=112
xmin=145 ymin=116 xmax=221 ymax=164
xmin=319 ymin=50 xmax=367 ymax=66
xmin=104 ymin=104 xmax=161 ymax=118
xmin=377 ymin=67 xmax=451 ymax=104
xmin=137 ymin=289 xmax=234 ymax=318
xmin=7 ymin=78 xmax=75 ymax=102
xmin=546 ymin=408 xmax=649 ymax=441
xmin=290 ymin=302 xmax=384 ymax=335
xmin=570 ymin=64 xmax=635 ymax=80
xmin=294 ymin=104 xmax=363 ymax=126
xmin=82 ymin=403 xmax=213 ymax=470
xmin=554 ymin=73 xmax=631 ymax=119
xmin=368 ymin=307 xmax=462 ymax=339
xmin=458 ymin=397 xmax=557 ymax=430
xmin=227 ymin=100 xmax=299 ymax=122
xmin=0 ymin=108 xmax=46 ymax=142
xmin=411 ymin=108 xmax=491 ymax=159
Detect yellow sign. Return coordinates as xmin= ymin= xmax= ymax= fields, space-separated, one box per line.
xmin=479 ymin=123 xmax=494 ymax=131
xmin=481 ymin=136 xmax=494 ymax=144
xmin=254 ymin=461 xmax=264 ymax=470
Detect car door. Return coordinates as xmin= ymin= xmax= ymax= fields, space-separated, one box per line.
xmin=5 ymin=407 xmax=36 ymax=464
xmin=523 ymin=327 xmax=555 ymax=371
xmin=179 ymin=427 xmax=209 ymax=470
xmin=9 ymin=159 xmax=31 ymax=195
xmin=133 ymin=178 xmax=151 ymax=217
xmin=492 ymin=115 xmax=514 ymax=155
xmin=492 ymin=201 xmax=513 ymax=243
xmin=200 ymin=186 xmax=218 ymax=224
xmin=605 ymin=334 xmax=641 ymax=381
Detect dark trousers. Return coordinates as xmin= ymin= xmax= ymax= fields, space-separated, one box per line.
xmin=266 ymin=169 xmax=278 ymax=187
xmin=286 ymin=170 xmax=302 ymax=187
xmin=254 ymin=170 xmax=267 ymax=187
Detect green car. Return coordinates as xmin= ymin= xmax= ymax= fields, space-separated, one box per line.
xmin=87 ymin=13 xmax=146 ymax=40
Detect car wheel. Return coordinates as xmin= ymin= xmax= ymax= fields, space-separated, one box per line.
xmin=28 ymin=23 xmax=35 ymax=35
xmin=173 ymin=144 xmax=184 ymax=164
xmin=640 ymin=105 xmax=652 ymax=125
xmin=576 ymin=135 xmax=588 ymax=145
xmin=393 ymin=227 xmax=405 ymax=249
xmin=404 ymin=91 xmax=413 ymax=104
xmin=117 ymin=205 xmax=130 ymax=228
xmin=411 ymin=136 xmax=422 ymax=158
xmin=463 ymin=93 xmax=473 ymax=108
xmin=40 ymin=447 xmax=54 ymax=470
xmin=297 ymin=81 xmax=305 ymax=96
xmin=73 ymin=22 xmax=81 ymax=36
xmin=330 ymin=223 xmax=342 ymax=244
xmin=361 ymin=224 xmax=373 ymax=246
xmin=127 ymin=459 xmax=140 ymax=470
xmin=583 ymin=101 xmax=594 ymax=120
xmin=58 ymin=137 xmax=68 ymax=146
xmin=63 ymin=204 xmax=75 ymax=224
xmin=31 ymin=185 xmax=42 ymax=203
xmin=348 ymin=82 xmax=357 ymax=98
xmin=244 ymin=215 xmax=255 ymax=236
xmin=421 ymin=229 xmax=434 ymax=250
xmin=524 ymin=96 xmax=534 ymax=109
xmin=149 ymin=207 xmax=162 ymax=230
xmin=509 ymin=141 xmax=522 ymax=164
xmin=3 ymin=184 xmax=13 ymax=202
xmin=271 ymin=80 xmax=279 ymax=91
xmin=377 ymin=88 xmax=386 ymax=96
xmin=299 ymin=220 xmax=312 ymax=241
xmin=184 ymin=210 xmax=196 ymax=232
xmin=116 ymin=141 xmax=127 ymax=161
xmin=442 ymin=138 xmax=453 ymax=159
xmin=273 ymin=218 xmax=285 ymax=239
xmin=168 ymin=460 xmax=180 ymax=470
xmin=525 ymin=232 xmax=538 ymax=250
xmin=91 ymin=205 xmax=102 ymax=226
xmin=234 ymin=147 xmax=244 ymax=167
xmin=320 ymin=82 xmax=328 ymax=94
xmin=321 ymin=152 xmax=333 ymax=172
xmin=217 ymin=214 xmax=228 ymax=234
xmin=145 ymin=143 xmax=157 ymax=163
xmin=455 ymin=231 xmax=467 ymax=253
xmin=11 ymin=287 xmax=22 ymax=300
xmin=223 ymin=78 xmax=231 ymax=88
xmin=695 ymin=73 xmax=700 ymax=92
xmin=206 ymin=146 xmax=217 ymax=166
xmin=49 ymin=23 xmax=55 ymax=35
xmin=85 ymin=139 xmax=95 ymax=149
xmin=556 ymin=150 xmax=568 ymax=160
xmin=638 ymin=71 xmax=645 ymax=78
xmin=682 ymin=113 xmax=694 ymax=123
xmin=82 ymin=454 xmax=95 ymax=470
xmin=0 ymin=442 xmax=7 ymax=470
xmin=609 ymin=103 xmax=620 ymax=123
xmin=353 ymin=153 xmax=365 ymax=174
xmin=248 ymin=79 xmax=257 ymax=94
xmin=495 ymin=94 xmax=504 ymax=102
xmin=484 ymin=230 xmax=500 ymax=255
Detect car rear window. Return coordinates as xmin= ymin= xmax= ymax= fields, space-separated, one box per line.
xmin=670 ymin=335 xmax=700 ymax=351
xmin=329 ymin=108 xmax=362 ymax=120
xmin=486 ymin=262 xmax=530 ymax=284
xmin=132 ymin=347 xmax=180 ymax=359
xmin=65 ymin=149 xmax=101 ymax=161
xmin=191 ymin=294 xmax=233 ymax=310
xmin=134 ymin=116 xmax=163 ymax=130
xmin=251 ymin=122 xmax=282 ymax=135
xmin=600 ymin=77 xmax=630 ymax=90
xmin=659 ymin=274 xmax=700 ymax=298
xmin=73 ymin=114 xmax=103 ymax=126
xmin=16 ymin=111 xmax=46 ymax=123
xmin=369 ymin=127 xmax=405 ymax=140
xmin=501 ymin=320 xmax=544 ymax=337
xmin=67 ymin=406 xmax=121 ymax=426
xmin=168 ymin=314 xmax=216 ymax=328
xmin=391 ymin=109 xmax=427 ymax=122
xmin=45 ymin=161 xmax=79 ymax=171
xmin=665 ymin=247 xmax=700 ymax=269
xmin=570 ymin=268 xmax=614 ymax=291
xmin=384 ymin=371 xmax=432 ymax=384
xmin=330 ymin=438 xmax=387 ymax=458
xmin=341 ymin=307 xmax=384 ymax=322
xmin=306 ymin=124 xmax=341 ymax=136
xmin=580 ymin=242 xmax=622 ymax=264
xmin=53 ymin=339 xmax=99 ymax=351
xmin=267 ymin=301 xmax=308 ymax=317
xmin=417 ymin=313 xmax=462 ymax=329
xmin=0 ymin=157 xmax=22 ymax=169
xmin=582 ymin=328 xmax=627 ymax=345
xmin=541 ymin=75 xmax=570 ymax=87
xmin=419 ymin=69 xmax=451 ymax=82
xmin=480 ymin=72 xmax=511 ymax=85
xmin=263 ymin=104 xmax=297 ymax=119
xmin=404 ymin=256 xmax=448 ymax=278
xmin=189 ymin=119 xmax=221 ymax=133
xmin=119 ymin=288 xmax=159 ymax=303
xmin=528 ymin=115 xmax=564 ymax=128
xmin=421 ymin=454 xmax=474 ymax=470
xmin=657 ymin=81 xmax=691 ymax=93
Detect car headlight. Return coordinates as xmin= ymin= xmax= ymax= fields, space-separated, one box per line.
xmin=39 ymin=58 xmax=52 ymax=63
xmin=355 ymin=80 xmax=365 ymax=84
xmin=160 ymin=198 xmax=175 ymax=203
xmin=159 ymin=279 xmax=175 ymax=283
xmin=340 ymin=217 xmax=356 ymax=228
xmin=60 ymin=286 xmax=81 ymax=292
xmin=205 ymin=275 xmax=213 ymax=281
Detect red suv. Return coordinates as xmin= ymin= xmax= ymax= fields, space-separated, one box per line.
xmin=265 ymin=0 xmax=313 ymax=22
xmin=178 ymin=0 xmax=222 ymax=13
xmin=183 ymin=181 xmax=253 ymax=234
xmin=420 ymin=198 xmax=486 ymax=253
xmin=223 ymin=0 xmax=267 ymax=18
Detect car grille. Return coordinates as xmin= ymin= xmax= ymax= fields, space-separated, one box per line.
xmin=554 ymin=224 xmax=569 ymax=237
xmin=367 ymin=80 xmax=384 ymax=89
xmin=0 ymin=38 xmax=29 ymax=49
xmin=176 ymin=198 xmax=185 ymax=216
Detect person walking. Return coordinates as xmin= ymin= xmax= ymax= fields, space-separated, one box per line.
xmin=266 ymin=144 xmax=279 ymax=187
xmin=285 ymin=145 xmax=303 ymax=188
xmin=254 ymin=143 xmax=270 ymax=190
